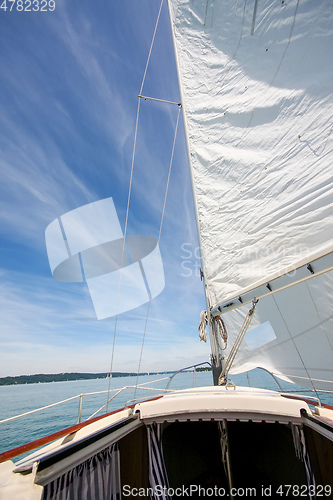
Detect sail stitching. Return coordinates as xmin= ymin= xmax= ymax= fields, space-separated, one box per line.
xmin=234 ymin=0 xmax=300 ymax=146
xmin=200 ymin=0 xmax=301 ymax=190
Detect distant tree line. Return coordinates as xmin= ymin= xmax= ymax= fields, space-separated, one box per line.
xmin=0 ymin=368 xmax=210 ymax=386
xmin=0 ymin=372 xmax=153 ymax=386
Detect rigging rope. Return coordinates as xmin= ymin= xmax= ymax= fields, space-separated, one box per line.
xmin=272 ymin=291 xmax=320 ymax=400
xmin=199 ymin=310 xmax=227 ymax=349
xmin=139 ymin=0 xmax=164 ymax=97
xmin=198 ymin=310 xmax=208 ymax=342
xmin=218 ymin=298 xmax=258 ymax=386
xmin=106 ymin=0 xmax=165 ymax=410
xmin=106 ymin=98 xmax=141 ymax=411
xmin=215 ymin=315 xmax=228 ymax=351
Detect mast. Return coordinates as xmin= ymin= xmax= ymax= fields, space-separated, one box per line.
xmin=166 ymin=0 xmax=223 ymax=383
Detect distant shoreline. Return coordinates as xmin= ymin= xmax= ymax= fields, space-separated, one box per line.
xmin=0 ymin=372 xmax=155 ymax=386
xmin=0 ymin=367 xmax=211 ymax=386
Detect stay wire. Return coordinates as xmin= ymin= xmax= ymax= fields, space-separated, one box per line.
xmin=134 ymin=104 xmax=182 ymax=398
xmin=106 ymin=98 xmax=141 ymax=411
xmin=140 ymin=0 xmax=164 ymax=96
xmin=106 ymin=0 xmax=165 ymax=411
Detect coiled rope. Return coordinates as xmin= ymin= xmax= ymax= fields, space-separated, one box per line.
xmin=198 ymin=310 xmax=227 ymax=349
xmin=215 ymin=315 xmax=228 ymax=351
xmin=198 ymin=310 xmax=208 ymax=342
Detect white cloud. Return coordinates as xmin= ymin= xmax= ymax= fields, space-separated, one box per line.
xmin=0 ymin=265 xmax=209 ymax=377
xmin=0 ymin=1 xmax=210 ymax=380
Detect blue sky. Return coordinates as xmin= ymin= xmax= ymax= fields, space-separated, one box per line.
xmin=0 ymin=0 xmax=211 ymax=376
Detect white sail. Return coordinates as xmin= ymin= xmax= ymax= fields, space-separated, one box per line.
xmin=224 ymin=270 xmax=333 ymax=391
xmin=169 ymin=0 xmax=333 ymax=389
xmin=169 ymin=0 xmax=333 ymax=307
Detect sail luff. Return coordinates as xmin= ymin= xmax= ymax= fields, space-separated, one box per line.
xmin=166 ymin=0 xmax=211 ymax=300
xmin=167 ymin=0 xmax=222 ymax=370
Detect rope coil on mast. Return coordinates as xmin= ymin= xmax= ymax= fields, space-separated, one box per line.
xmin=218 ymin=298 xmax=259 ymax=386
xmin=199 ymin=310 xmax=228 ymax=348
xmin=215 ymin=315 xmax=228 ymax=351
xmin=198 ymin=310 xmax=208 ymax=342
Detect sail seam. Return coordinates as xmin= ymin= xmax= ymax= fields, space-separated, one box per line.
xmin=240 ymin=0 xmax=300 ymax=140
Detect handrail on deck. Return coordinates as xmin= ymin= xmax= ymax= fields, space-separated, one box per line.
xmin=0 ymin=367 xmax=213 ymax=462
xmin=2 ymin=366 xmax=333 ymax=463
xmin=0 ymin=382 xmax=168 ymax=427
xmin=88 ymin=384 xmax=173 ymax=420
xmin=4 ymin=364 xmax=330 ymax=433
xmin=165 ymin=361 xmax=212 ymax=390
xmin=0 ymin=365 xmax=211 ymax=428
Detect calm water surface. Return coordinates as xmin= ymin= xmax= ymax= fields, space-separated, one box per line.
xmin=1 ymin=369 xmax=332 ymax=461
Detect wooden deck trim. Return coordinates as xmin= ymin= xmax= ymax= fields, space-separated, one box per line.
xmin=0 ymin=396 xmax=162 ymax=463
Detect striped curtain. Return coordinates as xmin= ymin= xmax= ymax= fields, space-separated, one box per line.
xmin=42 ymin=442 xmax=121 ymax=500
xmin=147 ymin=424 xmax=172 ymax=500
xmin=291 ymin=425 xmax=316 ymax=500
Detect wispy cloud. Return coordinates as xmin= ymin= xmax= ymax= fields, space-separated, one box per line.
xmin=0 ymin=1 xmax=210 ymax=378
xmin=0 ymin=261 xmax=208 ymax=377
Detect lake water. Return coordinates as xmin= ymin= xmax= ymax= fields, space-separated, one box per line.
xmin=1 ymin=369 xmax=332 ymax=462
